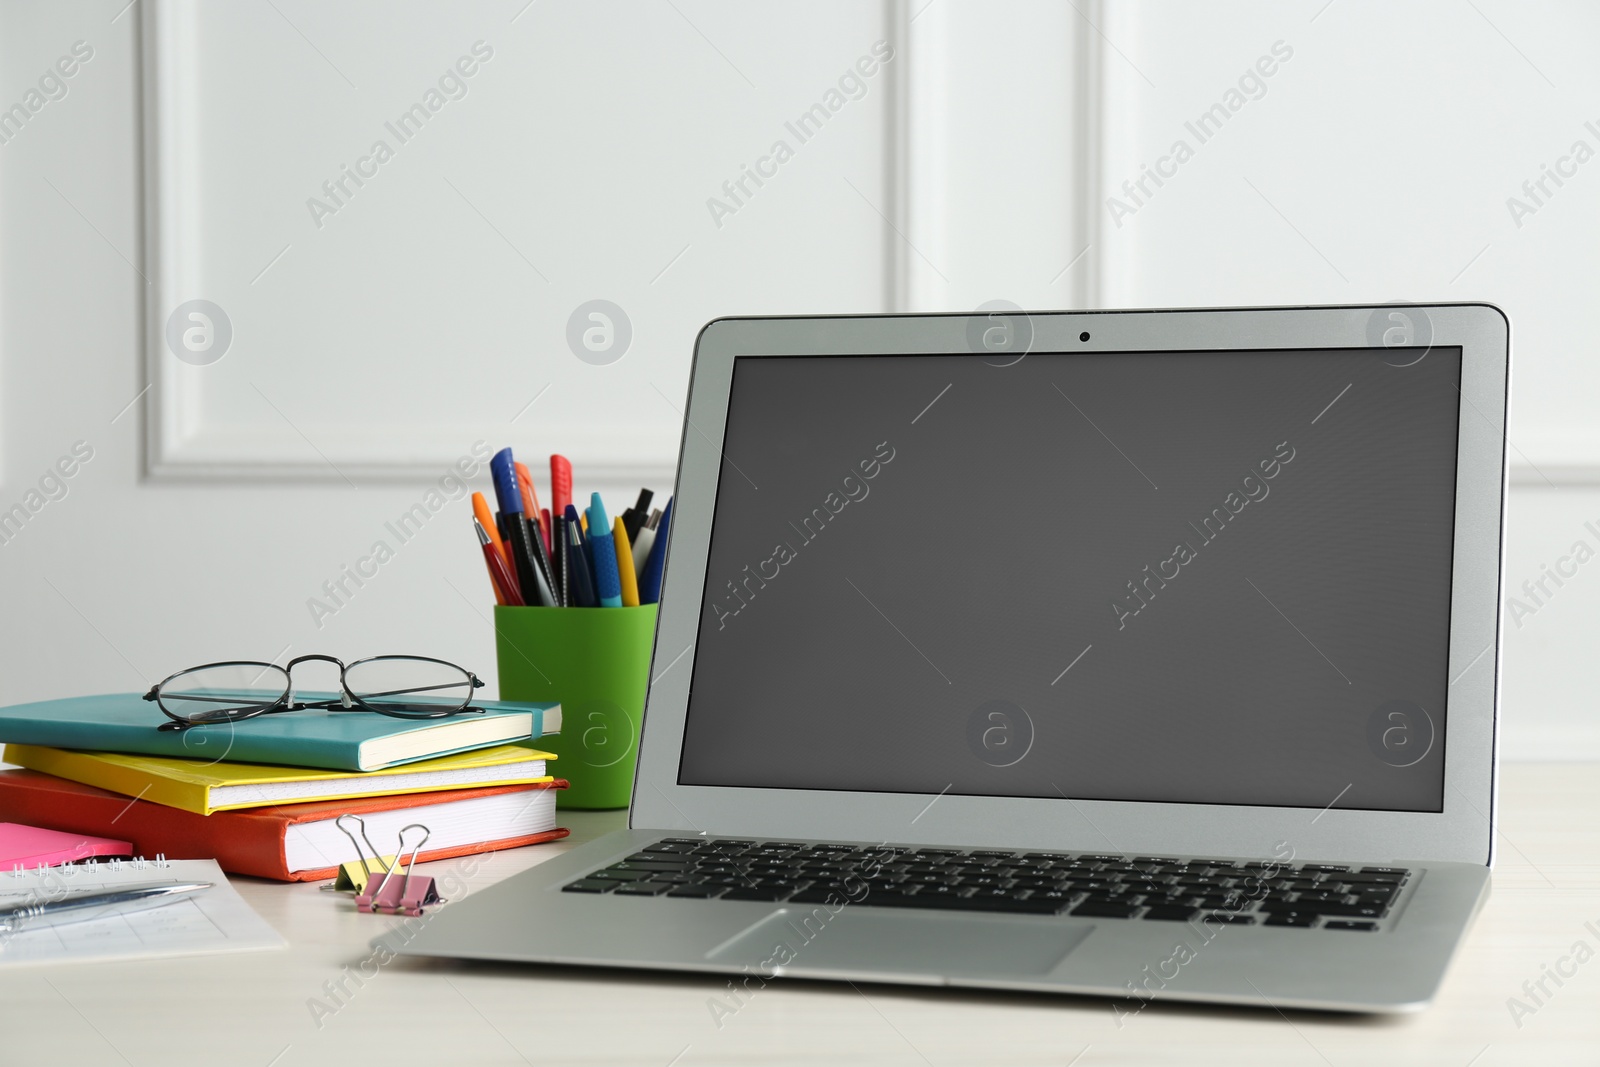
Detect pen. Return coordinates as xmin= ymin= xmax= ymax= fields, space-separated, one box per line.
xmin=508 ymin=454 xmax=560 ymax=591
xmin=586 ymin=493 xmax=623 ymax=607
xmin=632 ymin=508 xmax=661 ymax=582
xmin=552 ymin=513 xmax=571 ymax=607
xmin=613 ymin=517 xmax=641 ymax=607
xmin=513 ymin=466 xmax=558 ymax=602
xmin=621 ymin=488 xmax=654 ymax=544
xmin=475 ymin=519 xmax=523 ymax=606
xmin=527 ymin=514 xmax=558 ymax=604
xmin=518 ymin=514 xmax=558 ymax=606
xmin=471 ymin=493 xmax=520 ymax=603
xmin=565 ymin=515 xmax=599 ymax=608
xmin=550 ymin=454 xmax=572 ymax=527
xmin=550 ymin=510 xmax=565 ymax=607
xmin=0 ymin=881 xmax=212 ymax=935
xmin=514 ymin=462 xmax=551 ymax=557
xmin=490 ymin=449 xmax=557 ymax=607
xmin=639 ymin=497 xmax=671 ymax=604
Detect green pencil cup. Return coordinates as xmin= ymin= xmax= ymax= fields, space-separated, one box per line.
xmin=494 ymin=604 xmax=659 ymax=810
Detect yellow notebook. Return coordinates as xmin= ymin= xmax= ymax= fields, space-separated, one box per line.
xmin=3 ymin=742 xmax=555 ymax=816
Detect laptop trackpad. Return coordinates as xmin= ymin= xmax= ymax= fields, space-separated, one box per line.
xmin=705 ymin=908 xmax=1088 ymax=976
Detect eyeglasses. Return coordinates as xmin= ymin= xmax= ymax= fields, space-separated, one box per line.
xmin=143 ymin=654 xmax=486 ymax=732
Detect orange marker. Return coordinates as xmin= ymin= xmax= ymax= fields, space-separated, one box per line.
xmin=613 ymin=517 xmax=640 ymax=607
xmin=515 ymin=462 xmax=550 ymax=555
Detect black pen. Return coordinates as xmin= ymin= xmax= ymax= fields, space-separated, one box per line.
xmin=516 ymin=514 xmax=558 ymax=607
xmin=526 ymin=511 xmax=560 ymax=606
xmin=621 ymin=488 xmax=654 ymax=544
xmin=553 ymin=514 xmax=571 ymax=607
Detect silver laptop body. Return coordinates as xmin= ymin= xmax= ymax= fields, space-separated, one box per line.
xmin=402 ymin=303 xmax=1508 ymax=1013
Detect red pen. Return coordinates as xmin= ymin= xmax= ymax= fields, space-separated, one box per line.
xmin=472 ymin=492 xmax=520 ymax=603
xmin=475 ymin=518 xmax=523 ymax=606
xmin=550 ymin=454 xmax=572 ymax=526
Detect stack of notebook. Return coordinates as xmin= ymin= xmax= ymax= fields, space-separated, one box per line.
xmin=0 ymin=693 xmax=567 ymax=881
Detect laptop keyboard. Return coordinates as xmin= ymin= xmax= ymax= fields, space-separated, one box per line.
xmin=562 ymin=838 xmax=1410 ymax=930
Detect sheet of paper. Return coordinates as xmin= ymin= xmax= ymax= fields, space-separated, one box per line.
xmin=0 ymin=857 xmax=284 ymax=965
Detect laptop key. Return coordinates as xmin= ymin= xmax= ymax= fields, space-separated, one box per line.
xmin=1264 ymin=902 xmax=1385 ymax=919
xmin=1071 ymin=900 xmax=1140 ymax=919
xmin=667 ymin=885 xmax=728 ymax=899
xmin=895 ymin=893 xmax=1068 ymax=915
xmin=1009 ymin=876 xmax=1059 ymax=889
xmin=1340 ymin=872 xmax=1406 ymax=885
xmin=1293 ymin=892 xmax=1356 ymax=906
xmin=1141 ymin=905 xmax=1200 ymax=921
xmin=563 ymin=880 xmax=617 ymax=893
xmin=1264 ymin=913 xmax=1318 ymax=927
xmin=1029 ymin=889 xmax=1078 ymax=904
xmin=617 ymin=857 xmax=694 ymax=869
xmin=1202 ymin=911 xmax=1255 ymax=925
xmin=1324 ymin=920 xmax=1379 ymax=931
xmin=614 ymin=882 xmax=673 ymax=896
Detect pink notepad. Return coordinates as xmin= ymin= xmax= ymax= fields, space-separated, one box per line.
xmin=0 ymin=822 xmax=132 ymax=868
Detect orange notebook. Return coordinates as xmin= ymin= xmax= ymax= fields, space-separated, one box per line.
xmin=0 ymin=770 xmax=567 ymax=882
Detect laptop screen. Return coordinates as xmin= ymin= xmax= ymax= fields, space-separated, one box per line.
xmin=678 ymin=347 xmax=1462 ymax=813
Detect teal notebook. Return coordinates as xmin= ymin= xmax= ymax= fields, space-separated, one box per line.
xmin=0 ymin=693 xmax=561 ymax=772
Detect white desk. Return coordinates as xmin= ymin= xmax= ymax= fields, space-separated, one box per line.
xmin=2 ymin=763 xmax=1595 ymax=1066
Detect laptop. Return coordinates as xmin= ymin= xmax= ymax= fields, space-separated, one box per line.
xmin=403 ymin=303 xmax=1509 ymax=1013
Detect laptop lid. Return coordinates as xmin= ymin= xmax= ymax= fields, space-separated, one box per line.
xmin=633 ymin=304 xmax=1508 ymax=866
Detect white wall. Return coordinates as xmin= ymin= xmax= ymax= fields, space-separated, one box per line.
xmin=1087 ymin=1 xmax=1600 ymax=757
xmin=0 ymin=0 xmax=902 ymax=705
xmin=0 ymin=0 xmax=1595 ymax=757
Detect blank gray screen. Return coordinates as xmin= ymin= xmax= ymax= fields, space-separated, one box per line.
xmin=678 ymin=348 xmax=1460 ymax=812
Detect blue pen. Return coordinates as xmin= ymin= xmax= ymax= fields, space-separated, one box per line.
xmin=490 ymin=449 xmax=556 ymax=607
xmin=639 ymin=497 xmax=671 ymax=604
xmin=586 ymin=493 xmax=623 ymax=607
xmin=565 ymin=517 xmax=599 ymax=607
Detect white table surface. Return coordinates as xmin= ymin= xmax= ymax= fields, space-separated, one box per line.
xmin=1 ymin=762 xmax=1595 ymax=1066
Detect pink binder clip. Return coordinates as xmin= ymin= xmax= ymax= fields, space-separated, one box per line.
xmin=352 ymin=823 xmax=445 ymax=917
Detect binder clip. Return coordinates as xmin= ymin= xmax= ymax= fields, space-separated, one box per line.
xmin=323 ymin=815 xmax=395 ymax=893
xmin=351 ymin=823 xmax=445 ymax=917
